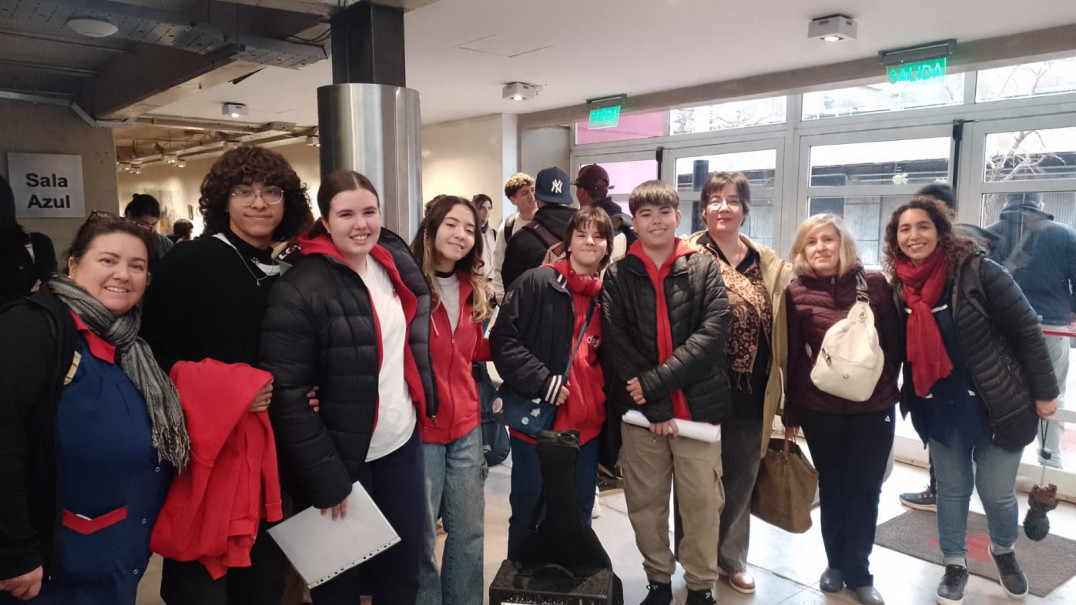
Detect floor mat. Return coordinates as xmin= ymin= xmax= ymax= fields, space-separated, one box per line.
xmin=874 ymin=509 xmax=1076 ymax=597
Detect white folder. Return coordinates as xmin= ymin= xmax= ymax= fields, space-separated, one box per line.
xmin=267 ymin=480 xmax=400 ymax=588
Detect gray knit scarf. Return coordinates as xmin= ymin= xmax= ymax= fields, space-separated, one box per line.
xmin=49 ymin=275 xmax=190 ymax=471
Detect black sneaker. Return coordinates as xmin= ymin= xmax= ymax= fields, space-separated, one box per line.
xmin=936 ymin=564 xmax=968 ymax=605
xmin=685 ymin=588 xmax=716 ymax=605
xmin=990 ymin=550 xmax=1029 ymax=599
xmin=640 ymin=582 xmax=672 ymax=605
xmin=899 ymin=485 xmax=937 ymax=512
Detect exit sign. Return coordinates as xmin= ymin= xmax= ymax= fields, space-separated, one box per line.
xmin=888 ymin=57 xmax=947 ymax=84
xmin=588 ymin=105 xmax=621 ymax=129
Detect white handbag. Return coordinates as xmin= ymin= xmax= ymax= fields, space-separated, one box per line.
xmin=809 ymin=271 xmax=884 ymax=402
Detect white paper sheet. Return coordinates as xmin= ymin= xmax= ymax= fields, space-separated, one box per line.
xmin=622 ymin=410 xmax=722 ymax=442
xmin=267 ymin=481 xmax=400 ymax=588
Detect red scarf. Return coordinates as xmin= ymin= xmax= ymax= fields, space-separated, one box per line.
xmin=895 ymin=248 xmax=953 ymax=396
xmin=550 ymin=258 xmax=602 ymax=298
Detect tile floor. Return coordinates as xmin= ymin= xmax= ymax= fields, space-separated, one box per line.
xmin=136 ymin=454 xmax=1076 ymax=604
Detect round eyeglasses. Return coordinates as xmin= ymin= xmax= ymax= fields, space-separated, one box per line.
xmin=231 ymin=186 xmax=284 ymax=206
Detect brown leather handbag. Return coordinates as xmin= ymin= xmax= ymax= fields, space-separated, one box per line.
xmin=750 ymin=435 xmax=819 ymax=534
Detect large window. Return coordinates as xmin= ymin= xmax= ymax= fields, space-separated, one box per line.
xmin=673 ymin=149 xmax=777 ymax=244
xmin=976 ymin=56 xmax=1076 ymax=103
xmin=802 ymin=75 xmax=964 ymax=120
xmin=807 ymin=137 xmax=951 ymax=266
xmin=669 ymin=96 xmax=786 ymax=136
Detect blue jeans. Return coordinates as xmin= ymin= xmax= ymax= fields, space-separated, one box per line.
xmin=930 ymin=428 xmax=1022 ymax=562
xmin=418 ymin=427 xmax=486 ymax=605
xmin=507 ymin=435 xmax=599 ymax=561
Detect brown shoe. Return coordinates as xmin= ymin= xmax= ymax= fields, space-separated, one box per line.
xmin=729 ymin=571 xmax=755 ymax=594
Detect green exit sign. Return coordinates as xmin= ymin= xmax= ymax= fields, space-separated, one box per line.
xmin=888 ymin=57 xmax=947 ymax=84
xmin=588 ymin=105 xmax=621 ymax=129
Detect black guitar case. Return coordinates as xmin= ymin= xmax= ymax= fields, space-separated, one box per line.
xmin=489 ymin=429 xmax=624 ymax=605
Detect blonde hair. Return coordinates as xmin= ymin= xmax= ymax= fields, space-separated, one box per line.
xmin=789 ymin=214 xmax=859 ymax=277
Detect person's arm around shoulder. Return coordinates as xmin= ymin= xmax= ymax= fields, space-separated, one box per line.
xmin=0 ymin=306 xmax=58 ymax=599
xmin=635 ymin=256 xmax=730 ymax=405
xmin=260 ymin=275 xmax=353 ymax=510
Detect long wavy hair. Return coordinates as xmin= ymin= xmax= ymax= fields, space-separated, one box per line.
xmin=883 ymin=195 xmax=979 ymax=278
xmin=199 ymin=146 xmax=312 ymax=242
xmin=411 ymin=195 xmax=490 ymax=323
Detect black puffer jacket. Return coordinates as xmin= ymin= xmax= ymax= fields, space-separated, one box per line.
xmin=897 ymin=254 xmax=1059 ymax=450
xmin=600 ymin=247 xmax=731 ymax=424
xmin=259 ymin=230 xmax=436 ymax=509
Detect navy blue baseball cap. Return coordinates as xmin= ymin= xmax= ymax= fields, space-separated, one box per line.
xmin=534 ymin=167 xmax=573 ymax=205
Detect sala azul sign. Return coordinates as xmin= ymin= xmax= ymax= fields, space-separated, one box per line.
xmin=8 ymin=153 xmax=86 ymax=218
xmin=888 ymin=57 xmax=947 ymax=84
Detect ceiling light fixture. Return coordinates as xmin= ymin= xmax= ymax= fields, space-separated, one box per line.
xmin=502 ymin=82 xmax=542 ymax=102
xmin=65 ymin=16 xmax=119 ymax=38
xmin=306 ymin=135 xmax=320 ymax=147
xmin=176 ymin=159 xmax=186 ymax=168
xmin=808 ymin=14 xmax=857 ymax=42
xmin=163 ymin=153 xmax=178 ymax=164
xmin=222 ymin=102 xmax=248 ymax=118
xmin=223 ymin=141 xmax=240 ymax=150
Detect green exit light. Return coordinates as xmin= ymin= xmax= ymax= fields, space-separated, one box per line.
xmin=588 ymin=105 xmax=621 ymax=129
xmin=888 ymin=57 xmax=947 ymax=84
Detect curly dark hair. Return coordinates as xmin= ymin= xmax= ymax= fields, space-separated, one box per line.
xmin=882 ymin=195 xmax=979 ymax=278
xmin=199 ymin=146 xmax=312 ymax=242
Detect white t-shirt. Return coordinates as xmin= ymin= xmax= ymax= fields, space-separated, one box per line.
xmin=493 ymin=214 xmax=532 ymax=303
xmin=362 ymin=255 xmax=417 ymax=461
xmin=435 ymin=274 xmax=462 ymax=333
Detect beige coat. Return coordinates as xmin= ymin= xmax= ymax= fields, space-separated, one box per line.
xmin=687 ymin=231 xmax=793 ymax=458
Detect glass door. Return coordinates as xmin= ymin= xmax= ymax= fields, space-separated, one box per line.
xmin=662 ymin=139 xmax=786 ymax=243
xmin=960 ymin=114 xmax=1076 ymax=499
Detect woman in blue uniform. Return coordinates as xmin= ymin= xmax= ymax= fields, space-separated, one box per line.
xmin=0 ymin=213 xmax=189 ymax=604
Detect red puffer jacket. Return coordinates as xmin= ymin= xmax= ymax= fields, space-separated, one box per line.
xmin=784 ymin=267 xmax=902 ymax=426
xmin=418 ymin=274 xmax=490 ymax=444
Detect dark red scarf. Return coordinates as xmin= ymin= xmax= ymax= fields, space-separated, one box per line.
xmin=550 ymin=258 xmax=602 ymax=298
xmin=895 ymin=248 xmax=953 ymax=396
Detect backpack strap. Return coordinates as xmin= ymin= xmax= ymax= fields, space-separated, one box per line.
xmin=525 ymin=221 xmax=565 ymax=260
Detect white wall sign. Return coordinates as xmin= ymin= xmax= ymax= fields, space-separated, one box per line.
xmin=8 ymin=152 xmax=86 ymax=218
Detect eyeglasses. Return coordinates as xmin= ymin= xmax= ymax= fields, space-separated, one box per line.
xmin=707 ymin=197 xmax=743 ymax=208
xmin=231 ymin=186 xmax=284 ymax=206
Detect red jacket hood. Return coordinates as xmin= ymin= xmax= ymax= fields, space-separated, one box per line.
xmin=627 ymin=238 xmax=694 ymax=269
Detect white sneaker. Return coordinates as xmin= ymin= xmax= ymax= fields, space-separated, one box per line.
xmin=591 ymin=486 xmax=601 ymax=519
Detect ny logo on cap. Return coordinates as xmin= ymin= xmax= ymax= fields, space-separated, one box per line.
xmin=551 ymin=179 xmax=563 ymax=193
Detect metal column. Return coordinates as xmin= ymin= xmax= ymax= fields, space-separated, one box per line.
xmin=319 ymin=1 xmax=426 ymax=239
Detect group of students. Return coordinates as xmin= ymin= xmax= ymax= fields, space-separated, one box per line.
xmin=0 ymin=146 xmax=1060 ymax=605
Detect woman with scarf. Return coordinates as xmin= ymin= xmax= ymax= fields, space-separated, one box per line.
xmin=0 ymin=213 xmax=189 ymax=604
xmin=491 ymin=205 xmax=612 ymax=561
xmin=686 ymin=172 xmax=792 ymax=595
xmin=784 ymin=214 xmax=901 ymax=605
xmin=884 ymin=196 xmax=1059 ymax=605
